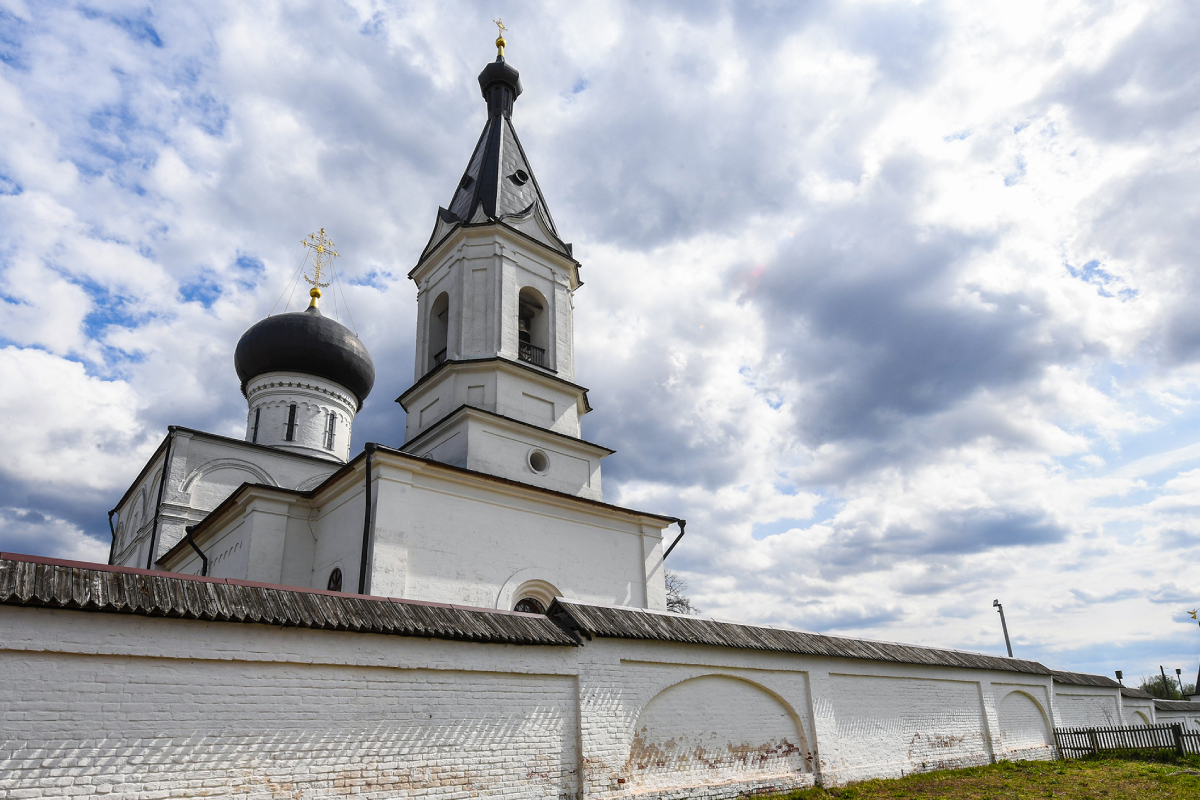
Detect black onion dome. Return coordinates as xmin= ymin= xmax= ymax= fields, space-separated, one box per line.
xmin=235 ymin=306 xmax=375 ymax=408
xmin=478 ymin=56 xmax=522 ymax=118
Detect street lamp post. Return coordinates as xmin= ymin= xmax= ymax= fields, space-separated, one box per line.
xmin=1177 ymin=668 xmax=1187 ymax=698
xmin=993 ymin=599 xmax=1013 ymax=658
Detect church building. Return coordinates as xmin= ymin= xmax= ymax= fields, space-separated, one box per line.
xmin=107 ymin=43 xmax=676 ymax=614
xmin=3 ymin=35 xmax=1195 ymax=800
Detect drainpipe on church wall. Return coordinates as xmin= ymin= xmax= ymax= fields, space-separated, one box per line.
xmin=106 ymin=510 xmax=118 ymax=565
xmin=663 ymin=519 xmax=686 ymax=559
xmin=184 ymin=525 xmax=209 ymax=577
xmin=358 ymin=443 xmax=377 ymax=595
xmin=146 ymin=427 xmax=176 ymax=571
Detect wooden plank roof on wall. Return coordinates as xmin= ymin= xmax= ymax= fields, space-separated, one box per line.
xmin=0 ymin=553 xmax=1063 ymax=676
xmin=0 ymin=554 xmax=576 ymax=647
xmin=1051 ymin=669 xmax=1122 ymax=688
xmin=550 ymin=599 xmax=1051 ymax=676
xmin=1153 ymin=699 xmax=1200 ymax=712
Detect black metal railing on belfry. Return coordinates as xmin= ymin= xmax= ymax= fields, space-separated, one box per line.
xmin=433 ymin=348 xmax=447 ymax=367
xmin=518 ymin=342 xmax=547 ymax=368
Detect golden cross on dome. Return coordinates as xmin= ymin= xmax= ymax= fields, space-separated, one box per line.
xmin=493 ymin=18 xmax=507 ymax=57
xmin=301 ymin=228 xmax=337 ymax=307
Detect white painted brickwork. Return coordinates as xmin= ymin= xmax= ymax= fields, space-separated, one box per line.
xmin=827 ymin=674 xmax=992 ymax=782
xmin=1054 ymin=690 xmax=1122 ymax=728
xmin=0 ymin=605 xmax=1066 ymax=799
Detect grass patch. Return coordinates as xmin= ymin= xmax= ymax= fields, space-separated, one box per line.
xmin=757 ymin=755 xmax=1200 ymax=799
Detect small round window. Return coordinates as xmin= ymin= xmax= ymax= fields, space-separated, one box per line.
xmin=327 ymin=567 xmax=343 ymax=592
xmin=511 ymin=169 xmax=529 ymax=185
xmin=528 ymin=449 xmax=549 ymax=474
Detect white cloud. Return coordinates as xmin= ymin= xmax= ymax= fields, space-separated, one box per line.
xmin=0 ymin=507 xmax=110 ymax=563
xmin=1 ymin=0 xmax=1198 ymax=677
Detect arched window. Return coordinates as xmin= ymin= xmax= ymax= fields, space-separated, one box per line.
xmin=517 ymin=287 xmax=549 ymax=368
xmin=285 ymin=403 xmax=298 ymax=441
xmin=327 ymin=567 xmax=343 ymax=592
xmin=428 ymin=292 xmax=450 ymax=372
xmin=323 ymin=411 xmax=336 ymax=450
xmin=514 ymin=597 xmax=546 ymax=614
xmin=510 ymin=578 xmax=560 ymax=613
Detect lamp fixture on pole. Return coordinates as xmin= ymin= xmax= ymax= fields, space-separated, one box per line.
xmin=993 ymin=599 xmax=1013 ymax=658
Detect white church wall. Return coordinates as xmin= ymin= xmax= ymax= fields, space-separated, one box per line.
xmin=0 ymin=600 xmax=1066 ymax=799
xmin=403 ymin=360 xmax=586 ymax=444
xmin=168 ymin=473 xmax=366 ymax=594
xmin=110 ymin=461 xmax=162 ymax=569
xmin=366 ymin=454 xmax=668 ymax=610
xmin=203 ymin=515 xmax=251 ymax=578
xmin=114 ymin=429 xmax=339 ymax=571
xmin=464 ymin=412 xmax=605 ymax=500
xmin=493 ymin=368 xmax=581 ymax=435
xmin=553 ymin=276 xmax=575 ymax=380
xmin=304 ymin=464 xmax=371 ymax=593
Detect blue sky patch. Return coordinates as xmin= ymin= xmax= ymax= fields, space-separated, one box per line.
xmin=81 ymin=7 xmax=164 ymax=48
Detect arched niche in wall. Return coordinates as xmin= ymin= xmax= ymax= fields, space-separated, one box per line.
xmin=180 ymin=459 xmax=278 ymax=512
xmin=517 ymin=286 xmax=550 ymax=368
xmin=510 ymin=579 xmax=561 ymax=614
xmin=428 ymin=291 xmax=450 ymax=372
xmin=1131 ymin=710 xmax=1150 ymax=726
xmin=495 ymin=567 xmax=570 ymax=612
xmin=295 ymin=472 xmax=333 ymax=492
xmin=996 ymin=690 xmax=1052 ymax=756
xmin=623 ymin=674 xmax=810 ymax=792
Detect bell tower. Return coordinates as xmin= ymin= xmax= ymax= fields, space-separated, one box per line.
xmin=398 ymin=38 xmax=611 ymax=500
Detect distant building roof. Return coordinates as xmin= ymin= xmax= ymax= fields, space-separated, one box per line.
xmin=1051 ymin=669 xmax=1122 ymax=688
xmin=549 ymin=599 xmax=1051 ymax=675
xmin=0 ymin=553 xmax=574 ymax=647
xmin=1154 ymin=698 xmax=1200 ymax=712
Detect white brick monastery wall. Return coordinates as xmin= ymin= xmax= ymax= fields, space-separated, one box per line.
xmin=1053 ymin=686 xmax=1123 ymax=728
xmin=0 ymin=605 xmax=1074 ymax=799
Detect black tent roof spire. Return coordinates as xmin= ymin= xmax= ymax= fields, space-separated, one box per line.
xmin=417 ymin=34 xmax=573 ymax=265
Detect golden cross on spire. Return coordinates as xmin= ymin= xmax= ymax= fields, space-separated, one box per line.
xmin=301 ymin=228 xmax=337 ymax=308
xmin=493 ymin=18 xmax=507 ymax=57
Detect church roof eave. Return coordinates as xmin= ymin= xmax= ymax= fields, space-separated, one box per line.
xmin=168 ymin=444 xmax=676 ymax=560
xmin=395 ymin=355 xmax=591 ymax=411
xmin=410 ymin=218 xmax=582 ymax=288
xmin=403 ymin=404 xmax=615 ymax=458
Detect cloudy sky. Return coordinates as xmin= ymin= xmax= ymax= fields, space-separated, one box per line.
xmin=2 ymin=0 xmax=1198 ymax=680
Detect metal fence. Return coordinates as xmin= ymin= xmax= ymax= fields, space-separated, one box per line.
xmin=518 ymin=341 xmax=547 ymax=368
xmin=1054 ymin=724 xmax=1200 ymax=758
